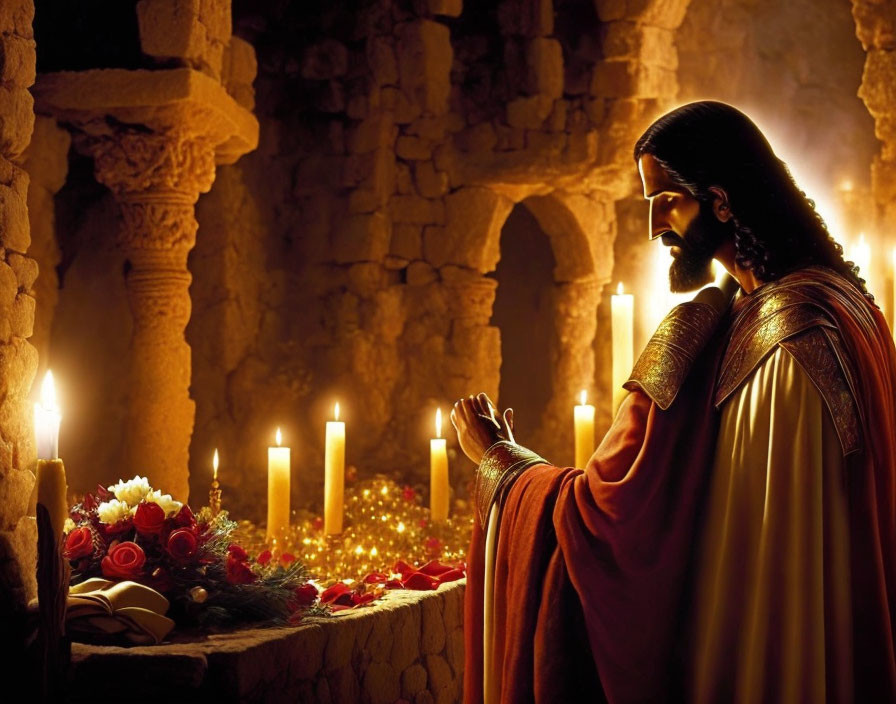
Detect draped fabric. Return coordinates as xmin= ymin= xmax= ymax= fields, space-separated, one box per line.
xmin=693 ymin=348 xmax=852 ymax=702
xmin=465 ymin=331 xmax=726 ymax=703
xmin=464 ymin=267 xmax=896 ymax=703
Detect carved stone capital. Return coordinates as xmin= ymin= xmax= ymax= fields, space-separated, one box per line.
xmin=79 ymin=130 xmax=217 ymax=199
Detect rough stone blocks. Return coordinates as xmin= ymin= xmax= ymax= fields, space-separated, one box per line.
xmin=334 ymin=212 xmax=392 ymax=263
xmin=526 ymin=38 xmax=564 ymax=99
xmin=396 ymin=20 xmax=453 ymax=115
xmin=136 ymin=0 xmax=231 ymax=78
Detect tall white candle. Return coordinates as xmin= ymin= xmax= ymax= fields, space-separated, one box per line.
xmin=430 ymin=408 xmax=449 ymax=522
xmin=324 ymin=402 xmax=346 ymax=535
xmin=266 ymin=428 xmax=291 ymax=543
xmin=612 ymin=282 xmax=634 ymax=414
xmin=574 ymin=389 xmax=595 ymax=468
xmin=34 ymin=370 xmax=61 ymax=460
xmin=34 ymin=371 xmax=67 ymax=537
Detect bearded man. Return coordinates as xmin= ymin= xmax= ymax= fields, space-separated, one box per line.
xmin=453 ymin=101 xmax=896 ymax=703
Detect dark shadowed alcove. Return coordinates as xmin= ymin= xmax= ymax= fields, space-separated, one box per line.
xmin=491 ymin=204 xmax=556 ymax=445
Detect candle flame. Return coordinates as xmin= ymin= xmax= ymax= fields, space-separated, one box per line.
xmin=435 ymin=408 xmax=442 ymax=438
xmin=334 ymin=402 xmax=340 ymax=421
xmin=839 ymin=179 xmax=854 ymax=193
xmin=617 ymin=282 xmax=624 ymax=296
xmin=213 ymin=448 xmax=219 ymax=479
xmin=275 ymin=427 xmax=282 ymax=447
xmin=40 ymin=370 xmax=58 ymax=411
xmin=579 ymin=389 xmax=587 ymax=406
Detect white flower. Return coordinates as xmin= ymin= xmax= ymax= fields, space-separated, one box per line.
xmin=97 ymin=499 xmax=136 ymax=525
xmin=63 ymin=518 xmax=76 ymax=534
xmin=145 ymin=489 xmax=183 ymax=516
xmin=108 ymin=475 xmax=152 ymax=507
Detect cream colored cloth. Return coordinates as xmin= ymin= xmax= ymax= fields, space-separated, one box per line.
xmin=67 ymin=578 xmax=176 ymax=645
xmin=693 ymin=347 xmax=853 ymax=702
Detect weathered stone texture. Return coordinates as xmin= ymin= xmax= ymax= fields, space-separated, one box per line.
xmin=137 ymin=0 xmax=232 ymax=79
xmin=66 ymin=578 xmax=465 ymax=704
xmin=0 ymin=0 xmax=36 ymax=677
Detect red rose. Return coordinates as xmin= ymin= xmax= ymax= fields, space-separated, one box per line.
xmin=402 ymin=485 xmax=416 ymax=502
xmin=228 ymin=543 xmax=249 ymax=562
xmin=256 ymin=549 xmax=272 ymax=566
xmin=63 ymin=526 xmax=94 ymax=560
xmin=133 ymin=501 xmax=166 ymax=536
xmin=166 ymin=528 xmax=198 ymax=563
xmin=173 ymin=505 xmax=196 ymax=528
xmin=280 ymin=553 xmax=295 ymax=566
xmin=103 ymin=517 xmax=134 ymax=536
xmin=226 ymin=555 xmax=257 ymax=584
xmin=101 ymin=541 xmax=146 ymax=580
xmin=291 ymin=582 xmax=318 ymax=608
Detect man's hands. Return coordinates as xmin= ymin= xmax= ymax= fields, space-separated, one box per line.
xmin=450 ymin=392 xmax=515 ymax=465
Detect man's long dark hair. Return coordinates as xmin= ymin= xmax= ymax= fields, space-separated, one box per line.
xmin=634 ymin=101 xmax=870 ymax=298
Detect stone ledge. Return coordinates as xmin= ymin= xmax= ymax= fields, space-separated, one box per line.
xmin=66 ymin=579 xmax=466 ymax=704
xmin=32 ymin=67 xmax=258 ymax=164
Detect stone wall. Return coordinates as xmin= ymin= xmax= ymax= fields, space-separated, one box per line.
xmin=69 ymin=581 xmax=466 ymax=704
xmin=184 ymin=0 xmax=689 ymax=520
xmin=0 ymin=0 xmax=39 ymax=673
xmin=852 ymin=0 xmax=896 ymax=266
xmin=26 ymin=0 xmax=886 ymax=526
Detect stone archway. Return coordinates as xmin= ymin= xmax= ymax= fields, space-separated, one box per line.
xmin=485 ymin=189 xmax=609 ymax=465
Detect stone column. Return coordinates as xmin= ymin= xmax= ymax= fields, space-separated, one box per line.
xmin=79 ymin=131 xmax=216 ymax=500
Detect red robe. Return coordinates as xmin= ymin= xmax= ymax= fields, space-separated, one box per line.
xmin=465 ymin=268 xmax=896 ymax=703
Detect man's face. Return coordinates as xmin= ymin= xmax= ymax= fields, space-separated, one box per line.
xmin=638 ymin=154 xmax=730 ymax=292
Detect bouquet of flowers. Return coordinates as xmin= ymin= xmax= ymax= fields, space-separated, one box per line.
xmin=63 ymin=476 xmax=324 ymax=628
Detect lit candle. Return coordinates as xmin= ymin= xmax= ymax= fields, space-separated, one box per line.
xmin=266 ymin=428 xmax=291 ymax=543
xmin=35 ymin=370 xmax=61 ymax=460
xmin=574 ymin=389 xmax=595 ymax=468
xmin=209 ymin=449 xmax=221 ymax=516
xmin=34 ymin=370 xmax=67 ymax=537
xmin=430 ymin=408 xmax=449 ymax=522
xmin=324 ymin=402 xmax=346 ymax=535
xmin=611 ymin=282 xmax=634 ymax=414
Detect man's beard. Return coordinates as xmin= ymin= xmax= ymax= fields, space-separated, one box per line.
xmin=665 ymin=205 xmax=732 ymax=292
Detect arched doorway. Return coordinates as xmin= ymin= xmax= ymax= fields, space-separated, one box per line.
xmin=491 ymin=204 xmax=556 ymax=445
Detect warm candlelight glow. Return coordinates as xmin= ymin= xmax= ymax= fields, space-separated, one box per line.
xmin=612 ymin=283 xmax=635 ymax=415
xmin=325 ymin=405 xmax=346 ymax=534
xmin=41 ymin=370 xmax=58 ymax=410
xmin=213 ymin=448 xmax=219 ymax=481
xmin=430 ymin=407 xmax=449 ymax=521
xmin=617 ymin=281 xmax=624 ymax=296
xmin=574 ymin=389 xmax=595 ymax=468
xmin=267 ymin=428 xmax=291 ymax=542
xmin=35 ymin=370 xmax=62 ymax=460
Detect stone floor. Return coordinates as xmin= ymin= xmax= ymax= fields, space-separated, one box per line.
xmin=66 ymin=580 xmax=465 ymax=704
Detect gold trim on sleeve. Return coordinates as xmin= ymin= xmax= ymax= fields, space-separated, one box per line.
xmin=475 ymin=442 xmax=546 ymax=526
